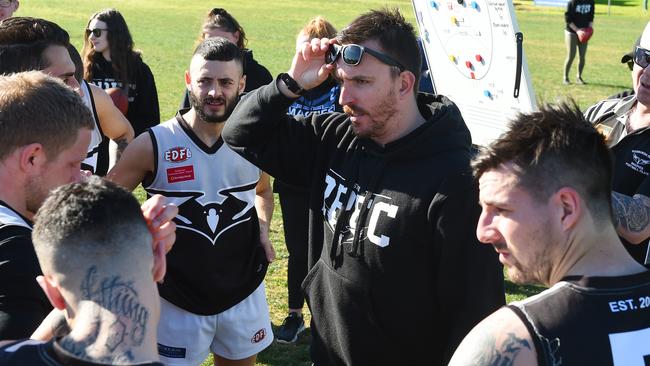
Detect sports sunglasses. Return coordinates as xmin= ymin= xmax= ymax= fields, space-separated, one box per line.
xmin=326 ymin=43 xmax=405 ymax=72
xmin=634 ymin=46 xmax=650 ymax=69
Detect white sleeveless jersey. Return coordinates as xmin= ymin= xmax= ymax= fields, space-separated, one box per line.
xmin=0 ymin=204 xmax=30 ymax=230
xmin=144 ymin=113 xmax=267 ymax=315
xmin=80 ymin=81 xmax=106 ymax=175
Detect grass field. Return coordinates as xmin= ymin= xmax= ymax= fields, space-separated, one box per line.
xmin=17 ymin=1 xmax=650 ymax=365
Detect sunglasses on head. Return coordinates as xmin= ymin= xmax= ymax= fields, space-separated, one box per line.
xmin=634 ymin=46 xmax=650 ymax=69
xmin=86 ymin=28 xmax=108 ymax=38
xmin=0 ymin=0 xmax=15 ymax=8
xmin=326 ymin=43 xmax=405 ymax=72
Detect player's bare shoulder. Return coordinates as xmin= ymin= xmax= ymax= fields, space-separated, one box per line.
xmin=448 ymin=307 xmax=537 ymax=366
xmin=106 ymin=131 xmax=155 ymax=191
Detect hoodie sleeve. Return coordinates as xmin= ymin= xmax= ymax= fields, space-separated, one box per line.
xmin=565 ymin=0 xmax=576 ymax=26
xmin=429 ymin=172 xmax=505 ymax=364
xmin=222 ymin=76 xmax=338 ymax=187
xmin=127 ymin=60 xmax=160 ymax=135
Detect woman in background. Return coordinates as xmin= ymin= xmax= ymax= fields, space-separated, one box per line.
xmin=82 ymin=8 xmax=160 ymax=137
xmin=275 ymin=16 xmax=342 ymax=344
xmin=563 ymin=0 xmax=594 ymax=85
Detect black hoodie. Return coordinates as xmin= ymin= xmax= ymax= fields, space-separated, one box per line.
xmin=223 ymin=78 xmax=504 ymax=365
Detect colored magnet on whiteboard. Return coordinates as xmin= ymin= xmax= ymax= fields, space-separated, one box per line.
xmin=475 ymin=54 xmax=483 ymax=62
xmin=431 ymin=1 xmax=438 ymax=9
xmin=470 ymin=72 xmax=476 ymax=79
xmin=465 ymin=61 xmax=472 ymax=68
xmin=484 ymin=90 xmax=491 ymax=97
xmin=451 ymin=16 xmax=457 ymax=24
xmin=449 ymin=55 xmax=456 ymax=63
xmin=471 ymin=1 xmax=479 ymax=9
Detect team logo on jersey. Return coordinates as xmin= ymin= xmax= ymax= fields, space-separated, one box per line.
xmin=164 ymin=146 xmax=192 ymax=163
xmin=251 ymin=329 xmax=266 ymax=344
xmin=626 ymin=150 xmax=650 ymax=176
xmin=147 ymin=182 xmax=257 ymax=245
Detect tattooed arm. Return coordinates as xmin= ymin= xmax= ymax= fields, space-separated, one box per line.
xmin=611 ymin=192 xmax=650 ymax=244
xmin=448 ymin=308 xmax=537 ymax=366
xmin=89 ymin=83 xmax=134 ymax=165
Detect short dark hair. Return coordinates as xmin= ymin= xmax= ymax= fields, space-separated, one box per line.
xmin=0 ymin=17 xmax=71 ymax=74
xmin=0 ymin=71 xmax=93 ymax=160
xmin=0 ymin=41 xmax=49 ymax=73
xmin=32 ymin=176 xmax=151 ymax=274
xmin=472 ymin=101 xmax=614 ymax=222
xmin=193 ymin=36 xmax=243 ymax=67
xmin=338 ymin=8 xmax=421 ymax=92
xmin=0 ymin=16 xmax=69 ymax=45
xmin=200 ymin=8 xmax=247 ymax=49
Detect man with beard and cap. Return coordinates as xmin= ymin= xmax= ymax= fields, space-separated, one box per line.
xmin=585 ymin=21 xmax=650 ymax=268
xmin=222 ymin=8 xmax=504 ymax=365
xmin=107 ymin=37 xmax=274 ymax=366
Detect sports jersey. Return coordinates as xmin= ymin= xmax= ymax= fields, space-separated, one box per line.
xmin=0 ymin=339 xmax=163 ymax=365
xmin=0 ymin=201 xmax=51 ymax=340
xmin=508 ymin=270 xmax=650 ymax=366
xmin=144 ymin=111 xmax=268 ymax=315
xmin=79 ymin=80 xmax=108 ymax=176
xmin=585 ymin=95 xmax=650 ymax=266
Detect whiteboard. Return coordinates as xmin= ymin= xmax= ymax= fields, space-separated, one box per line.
xmin=412 ymin=0 xmax=537 ymax=146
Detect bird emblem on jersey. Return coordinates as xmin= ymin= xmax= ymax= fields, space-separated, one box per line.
xmin=633 ymin=152 xmax=650 ymax=166
xmin=147 ymin=182 xmax=257 ymax=245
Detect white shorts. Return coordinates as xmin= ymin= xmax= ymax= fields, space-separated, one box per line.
xmin=156 ymin=283 xmax=273 ymax=365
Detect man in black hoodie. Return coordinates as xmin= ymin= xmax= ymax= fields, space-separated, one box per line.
xmin=222 ymin=8 xmax=504 ymax=365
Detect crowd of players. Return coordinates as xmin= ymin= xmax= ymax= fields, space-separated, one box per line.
xmin=0 ymin=2 xmax=649 ymax=365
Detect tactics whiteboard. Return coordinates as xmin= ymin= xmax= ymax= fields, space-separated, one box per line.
xmin=412 ymin=0 xmax=536 ymax=146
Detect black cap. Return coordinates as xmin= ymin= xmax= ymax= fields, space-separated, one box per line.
xmin=622 ymin=36 xmax=642 ymax=64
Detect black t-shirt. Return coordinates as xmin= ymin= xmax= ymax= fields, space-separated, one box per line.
xmin=0 ymin=202 xmax=51 ymax=340
xmin=509 ymin=271 xmax=650 ymax=366
xmin=0 ymin=339 xmax=164 ymax=365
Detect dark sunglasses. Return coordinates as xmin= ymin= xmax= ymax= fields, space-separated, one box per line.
xmin=634 ymin=46 xmax=650 ymax=69
xmin=326 ymin=44 xmax=405 ymax=72
xmin=86 ymin=28 xmax=108 ymax=38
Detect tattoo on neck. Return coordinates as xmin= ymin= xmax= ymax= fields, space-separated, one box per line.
xmin=59 ymin=266 xmax=149 ymax=363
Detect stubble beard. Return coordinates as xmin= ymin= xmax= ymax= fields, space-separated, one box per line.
xmin=188 ymin=90 xmax=238 ymax=124
xmin=344 ymin=88 xmax=398 ymax=140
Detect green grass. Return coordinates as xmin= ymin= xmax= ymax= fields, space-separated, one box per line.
xmin=18 ymin=1 xmax=650 ymax=365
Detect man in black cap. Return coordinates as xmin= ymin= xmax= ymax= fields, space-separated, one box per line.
xmin=585 ymin=22 xmax=650 ymax=268
xmin=610 ymin=36 xmax=642 ymax=99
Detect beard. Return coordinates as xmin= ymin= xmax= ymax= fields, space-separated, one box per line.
xmin=24 ymin=175 xmax=47 ymax=216
xmin=188 ymin=89 xmax=238 ymax=124
xmin=495 ymin=220 xmax=556 ymax=286
xmin=343 ymin=88 xmax=398 ymax=140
